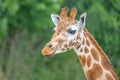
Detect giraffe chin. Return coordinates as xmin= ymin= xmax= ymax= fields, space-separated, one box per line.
xmin=44 ymin=53 xmax=55 ymax=57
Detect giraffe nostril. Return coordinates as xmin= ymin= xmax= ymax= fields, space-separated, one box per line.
xmin=48 ymin=44 xmax=53 ymax=48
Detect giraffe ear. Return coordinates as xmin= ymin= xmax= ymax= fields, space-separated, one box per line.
xmin=51 ymin=14 xmax=60 ymax=26
xmin=78 ymin=12 xmax=87 ymax=31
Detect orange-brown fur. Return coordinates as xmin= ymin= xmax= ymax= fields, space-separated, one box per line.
xmin=84 ymin=47 xmax=89 ymax=53
xmin=86 ymin=64 xmax=103 ymax=80
xmin=79 ymin=55 xmax=86 ymax=67
xmin=86 ymin=39 xmax=90 ymax=46
xmin=91 ymin=48 xmax=99 ymax=61
xmin=87 ymin=55 xmax=91 ymax=67
xmin=106 ymin=73 xmax=114 ymax=80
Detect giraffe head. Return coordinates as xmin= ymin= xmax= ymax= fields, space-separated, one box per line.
xmin=42 ymin=7 xmax=86 ymax=56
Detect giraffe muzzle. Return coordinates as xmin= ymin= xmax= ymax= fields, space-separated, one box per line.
xmin=42 ymin=43 xmax=57 ymax=57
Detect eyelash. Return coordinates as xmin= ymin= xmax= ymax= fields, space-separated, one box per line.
xmin=67 ymin=29 xmax=76 ymax=34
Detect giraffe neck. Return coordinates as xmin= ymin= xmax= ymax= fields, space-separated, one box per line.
xmin=73 ymin=28 xmax=118 ymax=80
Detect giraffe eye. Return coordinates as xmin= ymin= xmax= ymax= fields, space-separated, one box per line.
xmin=67 ymin=29 xmax=76 ymax=34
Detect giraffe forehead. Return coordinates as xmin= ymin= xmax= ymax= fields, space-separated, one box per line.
xmin=56 ymin=18 xmax=78 ymax=31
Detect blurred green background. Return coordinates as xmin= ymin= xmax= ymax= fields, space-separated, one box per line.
xmin=0 ymin=0 xmax=120 ymax=80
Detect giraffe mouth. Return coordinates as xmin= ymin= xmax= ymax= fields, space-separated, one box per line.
xmin=44 ymin=53 xmax=55 ymax=57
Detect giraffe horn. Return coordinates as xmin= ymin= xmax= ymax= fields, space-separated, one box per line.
xmin=70 ymin=7 xmax=77 ymax=21
xmin=60 ymin=7 xmax=68 ymax=19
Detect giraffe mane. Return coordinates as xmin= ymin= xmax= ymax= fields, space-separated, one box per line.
xmin=84 ymin=28 xmax=118 ymax=80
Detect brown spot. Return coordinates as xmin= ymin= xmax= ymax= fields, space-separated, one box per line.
xmin=66 ymin=48 xmax=70 ymax=50
xmin=80 ymin=47 xmax=83 ymax=53
xmin=69 ymin=40 xmax=73 ymax=46
xmin=76 ymin=44 xmax=81 ymax=50
xmin=74 ymin=42 xmax=79 ymax=47
xmin=84 ymin=47 xmax=89 ymax=53
xmin=106 ymin=74 xmax=114 ymax=80
xmin=79 ymin=55 xmax=86 ymax=67
xmin=64 ymin=44 xmax=68 ymax=48
xmin=77 ymin=35 xmax=81 ymax=40
xmin=87 ymin=55 xmax=91 ymax=67
xmin=86 ymin=64 xmax=103 ymax=80
xmin=91 ymin=48 xmax=99 ymax=61
xmin=72 ymin=41 xmax=75 ymax=46
xmin=82 ymin=38 xmax=85 ymax=45
xmin=86 ymin=39 xmax=90 ymax=46
xmin=61 ymin=48 xmax=65 ymax=51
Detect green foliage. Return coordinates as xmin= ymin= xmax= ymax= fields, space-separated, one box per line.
xmin=0 ymin=0 xmax=120 ymax=80
xmin=116 ymin=61 xmax=120 ymax=78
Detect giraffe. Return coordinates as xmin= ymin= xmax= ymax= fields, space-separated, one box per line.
xmin=42 ymin=7 xmax=118 ymax=80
